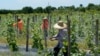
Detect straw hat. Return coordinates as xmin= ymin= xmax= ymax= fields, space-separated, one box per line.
xmin=43 ymin=17 xmax=48 ymax=20
xmin=53 ymin=21 xmax=67 ymax=29
xmin=18 ymin=17 xmax=21 ymax=19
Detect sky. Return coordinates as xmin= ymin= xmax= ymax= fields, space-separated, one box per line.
xmin=0 ymin=0 xmax=100 ymax=10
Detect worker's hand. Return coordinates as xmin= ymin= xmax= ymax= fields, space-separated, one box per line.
xmin=50 ymin=37 xmax=56 ymax=41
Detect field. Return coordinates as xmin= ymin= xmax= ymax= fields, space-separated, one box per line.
xmin=0 ymin=12 xmax=100 ymax=56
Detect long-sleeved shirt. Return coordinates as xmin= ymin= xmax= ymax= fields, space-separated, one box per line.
xmin=54 ymin=29 xmax=68 ymax=48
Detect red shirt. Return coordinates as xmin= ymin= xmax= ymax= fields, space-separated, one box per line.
xmin=41 ymin=19 xmax=49 ymax=30
xmin=13 ymin=20 xmax=23 ymax=30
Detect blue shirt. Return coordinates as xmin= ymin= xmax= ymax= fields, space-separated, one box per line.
xmin=54 ymin=29 xmax=68 ymax=48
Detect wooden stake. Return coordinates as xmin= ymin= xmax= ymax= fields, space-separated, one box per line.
xmin=0 ymin=16 xmax=1 ymax=22
xmin=95 ymin=19 xmax=99 ymax=46
xmin=16 ymin=16 xmax=18 ymax=38
xmin=95 ymin=19 xmax=99 ymax=56
xmin=26 ymin=18 xmax=30 ymax=52
xmin=32 ymin=16 xmax=35 ymax=22
xmin=67 ymin=15 xmax=71 ymax=56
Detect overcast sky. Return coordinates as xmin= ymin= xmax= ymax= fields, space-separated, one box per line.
xmin=0 ymin=0 xmax=100 ymax=10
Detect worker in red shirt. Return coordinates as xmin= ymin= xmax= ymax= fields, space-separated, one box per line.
xmin=13 ymin=18 xmax=23 ymax=34
xmin=41 ymin=17 xmax=49 ymax=48
xmin=41 ymin=17 xmax=49 ymax=30
xmin=41 ymin=17 xmax=49 ymax=38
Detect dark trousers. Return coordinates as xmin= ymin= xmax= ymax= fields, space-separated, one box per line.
xmin=43 ymin=29 xmax=48 ymax=38
xmin=19 ymin=30 xmax=22 ymax=34
xmin=54 ymin=46 xmax=68 ymax=56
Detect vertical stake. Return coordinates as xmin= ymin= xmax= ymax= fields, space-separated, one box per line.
xmin=16 ymin=16 xmax=18 ymax=38
xmin=32 ymin=16 xmax=35 ymax=22
xmin=48 ymin=15 xmax=51 ymax=36
xmin=35 ymin=15 xmax=37 ymax=22
xmin=26 ymin=18 xmax=30 ymax=52
xmin=96 ymin=19 xmax=99 ymax=43
xmin=67 ymin=15 xmax=71 ymax=56
xmin=58 ymin=16 xmax=61 ymax=21
xmin=95 ymin=19 xmax=99 ymax=56
xmin=0 ymin=16 xmax=1 ymax=22
xmin=95 ymin=19 xmax=99 ymax=46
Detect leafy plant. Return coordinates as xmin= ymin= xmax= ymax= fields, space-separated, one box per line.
xmin=32 ymin=26 xmax=43 ymax=50
xmin=7 ymin=21 xmax=18 ymax=51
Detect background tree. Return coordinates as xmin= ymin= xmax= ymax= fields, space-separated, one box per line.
xmin=22 ymin=7 xmax=33 ymax=14
xmin=34 ymin=7 xmax=43 ymax=13
xmin=86 ymin=3 xmax=95 ymax=10
xmin=44 ymin=6 xmax=56 ymax=13
xmin=0 ymin=3 xmax=99 ymax=14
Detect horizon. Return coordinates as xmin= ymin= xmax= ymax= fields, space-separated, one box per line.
xmin=0 ymin=0 xmax=100 ymax=10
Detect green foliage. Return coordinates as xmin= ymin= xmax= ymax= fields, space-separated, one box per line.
xmin=44 ymin=6 xmax=56 ymax=13
xmin=0 ymin=10 xmax=99 ymax=56
xmin=86 ymin=36 xmax=94 ymax=49
xmin=35 ymin=7 xmax=44 ymax=13
xmin=60 ymin=39 xmax=68 ymax=53
xmin=7 ymin=21 xmax=18 ymax=51
xmin=97 ymin=47 xmax=100 ymax=54
xmin=22 ymin=7 xmax=33 ymax=14
xmin=70 ymin=22 xmax=79 ymax=53
xmin=32 ymin=27 xmax=43 ymax=50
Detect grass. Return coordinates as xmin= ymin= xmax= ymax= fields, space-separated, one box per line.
xmin=0 ymin=37 xmax=32 ymax=45
xmin=0 ymin=37 xmax=57 ymax=48
xmin=0 ymin=37 xmax=7 ymax=43
xmin=0 ymin=37 xmax=89 ymax=50
xmin=0 ymin=37 xmax=89 ymax=49
xmin=0 ymin=52 xmax=23 ymax=56
xmin=77 ymin=41 xmax=88 ymax=50
xmin=16 ymin=37 xmax=33 ymax=46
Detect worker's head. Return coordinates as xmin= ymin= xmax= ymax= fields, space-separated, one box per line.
xmin=53 ymin=20 xmax=67 ymax=29
xmin=43 ymin=17 xmax=48 ymax=23
xmin=17 ymin=18 xmax=21 ymax=22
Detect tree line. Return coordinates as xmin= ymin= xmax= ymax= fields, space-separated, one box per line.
xmin=0 ymin=3 xmax=100 ymax=14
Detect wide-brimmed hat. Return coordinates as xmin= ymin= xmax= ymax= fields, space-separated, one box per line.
xmin=53 ymin=21 xmax=67 ymax=29
xmin=43 ymin=17 xmax=48 ymax=20
xmin=18 ymin=17 xmax=21 ymax=19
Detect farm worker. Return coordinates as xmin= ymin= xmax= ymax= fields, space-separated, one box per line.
xmin=41 ymin=17 xmax=49 ymax=48
xmin=50 ymin=20 xmax=68 ymax=56
xmin=13 ymin=18 xmax=23 ymax=34
xmin=41 ymin=17 xmax=49 ymax=37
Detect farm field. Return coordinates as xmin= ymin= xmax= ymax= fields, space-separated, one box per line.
xmin=0 ymin=0 xmax=100 ymax=55
xmin=0 ymin=11 xmax=100 ymax=56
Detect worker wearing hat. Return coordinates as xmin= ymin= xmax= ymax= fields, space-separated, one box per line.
xmin=13 ymin=17 xmax=23 ymax=34
xmin=41 ymin=17 xmax=49 ymax=30
xmin=50 ymin=20 xmax=68 ymax=56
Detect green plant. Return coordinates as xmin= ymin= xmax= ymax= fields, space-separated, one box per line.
xmin=32 ymin=27 xmax=43 ymax=50
xmin=7 ymin=21 xmax=18 ymax=51
xmin=70 ymin=23 xmax=79 ymax=54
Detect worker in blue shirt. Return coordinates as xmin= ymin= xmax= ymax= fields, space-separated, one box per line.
xmin=50 ymin=21 xmax=68 ymax=56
